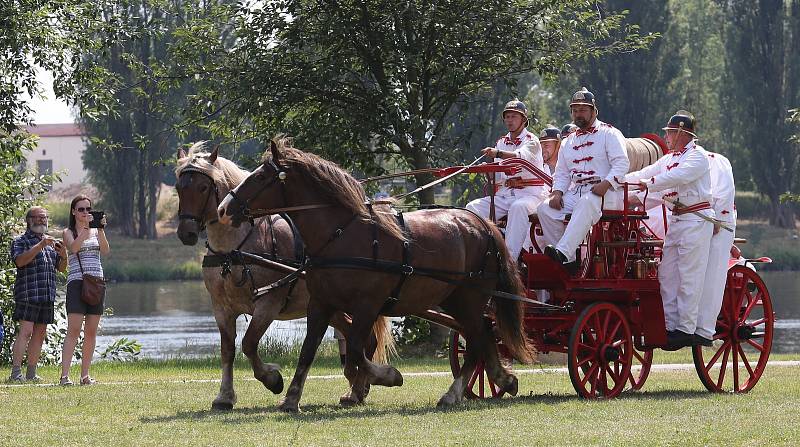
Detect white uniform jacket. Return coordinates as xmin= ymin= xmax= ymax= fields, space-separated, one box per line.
xmin=703 ymin=150 xmax=736 ymax=223
xmin=625 ymin=140 xmax=714 ymax=222
xmin=492 ymin=128 xmax=546 ymax=199
xmin=552 ymin=119 xmax=629 ymax=194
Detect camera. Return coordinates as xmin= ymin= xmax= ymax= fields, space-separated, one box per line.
xmin=89 ymin=210 xmax=106 ymax=228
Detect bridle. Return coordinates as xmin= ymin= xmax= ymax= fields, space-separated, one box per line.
xmin=226 ymin=158 xmax=332 ymax=220
xmin=177 ymin=168 xmax=221 ymax=231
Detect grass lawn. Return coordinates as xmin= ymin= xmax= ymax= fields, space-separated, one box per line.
xmin=3 ymin=354 xmax=800 ymax=446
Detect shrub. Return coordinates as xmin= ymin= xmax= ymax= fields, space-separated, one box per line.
xmin=44 ymin=200 xmax=71 ymax=228
xmin=736 ymin=191 xmax=800 ymax=220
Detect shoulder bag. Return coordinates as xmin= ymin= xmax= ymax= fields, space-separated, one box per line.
xmin=77 ymin=251 xmax=105 ymax=306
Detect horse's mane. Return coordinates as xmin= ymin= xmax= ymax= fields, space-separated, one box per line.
xmin=175 ymin=141 xmax=249 ymax=189
xmin=264 ymin=139 xmax=406 ymax=242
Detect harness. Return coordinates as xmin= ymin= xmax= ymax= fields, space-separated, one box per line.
xmin=202 ymin=214 xmax=306 ymax=301
xmin=226 ymin=156 xmax=563 ymax=312
xmin=177 ymin=168 xmax=220 ymax=231
xmin=178 ymin=165 xmax=307 ymax=303
xmin=253 ymin=205 xmax=504 ymax=314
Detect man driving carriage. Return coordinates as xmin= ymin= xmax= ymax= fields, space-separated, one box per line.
xmin=625 ymin=110 xmax=715 ymax=350
xmin=538 ymin=87 xmax=630 ymax=264
xmin=466 ymin=99 xmax=547 ymax=260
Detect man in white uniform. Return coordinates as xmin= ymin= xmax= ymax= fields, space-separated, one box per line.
xmin=522 ymin=126 xmax=561 ymax=255
xmin=560 ymin=123 xmax=578 ymax=141
xmin=538 ymin=87 xmax=630 ymax=264
xmin=466 ymin=99 xmax=547 ymax=260
xmin=625 ymin=111 xmax=714 ymax=350
xmin=695 ymin=150 xmax=736 ymax=346
xmin=539 ymin=125 xmax=562 ymax=176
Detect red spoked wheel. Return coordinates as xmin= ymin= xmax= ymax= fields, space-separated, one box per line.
xmin=568 ymin=302 xmax=633 ymax=399
xmin=693 ymin=265 xmax=774 ymax=393
xmin=448 ymin=330 xmax=507 ymax=399
xmin=625 ymin=346 xmax=653 ymax=392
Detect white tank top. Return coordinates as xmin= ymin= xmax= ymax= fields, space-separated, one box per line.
xmin=67 ymin=229 xmax=104 ymax=283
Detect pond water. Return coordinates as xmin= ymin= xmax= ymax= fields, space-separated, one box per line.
xmin=94 ymin=270 xmax=800 ymax=359
xmin=95 ymin=281 xmax=334 ymax=359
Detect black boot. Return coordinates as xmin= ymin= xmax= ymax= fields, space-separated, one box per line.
xmin=544 ymin=245 xmax=568 ymax=264
xmin=664 ymin=330 xmax=694 ymax=351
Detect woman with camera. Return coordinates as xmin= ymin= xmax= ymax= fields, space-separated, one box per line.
xmin=60 ymin=195 xmax=109 ymax=386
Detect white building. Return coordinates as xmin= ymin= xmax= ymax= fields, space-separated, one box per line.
xmin=24 ymin=123 xmax=88 ymax=190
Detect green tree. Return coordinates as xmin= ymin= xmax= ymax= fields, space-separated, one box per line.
xmin=0 ymin=0 xmax=132 ymax=363
xmin=557 ymin=0 xmax=675 ymax=137
xmin=78 ymin=0 xmax=215 ymax=238
xmin=718 ymin=0 xmax=800 ymax=228
xmin=163 ymin=0 xmax=654 ymax=204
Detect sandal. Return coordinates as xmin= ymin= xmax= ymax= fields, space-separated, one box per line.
xmin=80 ymin=376 xmax=96 ymax=386
xmin=60 ymin=376 xmax=74 ymax=386
xmin=8 ymin=372 xmax=24 ymax=383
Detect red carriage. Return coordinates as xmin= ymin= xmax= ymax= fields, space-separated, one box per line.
xmin=437 ymin=134 xmax=775 ymax=399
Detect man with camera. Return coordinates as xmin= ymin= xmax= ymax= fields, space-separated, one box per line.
xmin=8 ymin=206 xmax=68 ymax=382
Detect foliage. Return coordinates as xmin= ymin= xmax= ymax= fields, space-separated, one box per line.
xmin=78 ymin=0 xmax=218 ymax=239
xmin=43 ymin=200 xmax=71 ymax=228
xmin=99 ymin=337 xmax=142 ymax=362
xmin=0 ymin=133 xmax=57 ymax=364
xmin=0 ymin=0 xmax=127 ymax=132
xmin=781 ymin=193 xmax=800 ymax=204
xmin=156 ymin=0 xmax=655 ymax=204
xmin=716 ymin=0 xmax=800 ymax=228
xmin=391 ymin=316 xmax=432 ymax=346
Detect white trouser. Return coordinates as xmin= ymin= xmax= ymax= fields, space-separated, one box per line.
xmin=536 ymin=187 xmax=623 ymax=263
xmin=658 ymin=218 xmax=713 ymax=334
xmin=466 ymin=194 xmax=543 ymax=259
xmin=644 ymin=205 xmax=669 ymax=240
xmin=695 ymin=225 xmax=736 ymax=339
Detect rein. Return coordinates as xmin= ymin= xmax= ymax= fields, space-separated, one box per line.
xmin=221 ymin=153 xmax=561 ymax=310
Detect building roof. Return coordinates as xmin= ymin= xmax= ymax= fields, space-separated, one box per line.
xmin=24 ymin=123 xmax=85 ymax=137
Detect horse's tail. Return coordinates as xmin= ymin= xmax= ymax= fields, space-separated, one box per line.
xmin=491 ymin=229 xmax=536 ymax=365
xmin=371 ymin=316 xmax=397 ymax=364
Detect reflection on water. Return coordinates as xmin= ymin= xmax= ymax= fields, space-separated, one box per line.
xmin=765 ymin=271 xmax=800 ymax=354
xmin=96 ymin=281 xmax=333 ymax=359
xmin=96 ymin=270 xmax=800 ymax=359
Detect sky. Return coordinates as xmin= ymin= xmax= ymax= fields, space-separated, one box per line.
xmin=29 ymin=69 xmax=76 ymax=124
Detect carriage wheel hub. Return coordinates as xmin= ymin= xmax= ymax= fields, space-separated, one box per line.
xmin=602 ymin=345 xmax=620 ymax=362
xmin=737 ymin=325 xmax=756 ymax=340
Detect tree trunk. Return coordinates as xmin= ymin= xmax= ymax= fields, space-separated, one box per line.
xmin=136 ymin=149 xmax=148 ymax=238
xmin=769 ymin=195 xmax=796 ymax=229
xmin=411 ymin=149 xmax=434 ymax=205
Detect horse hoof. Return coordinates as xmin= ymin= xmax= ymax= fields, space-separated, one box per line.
xmin=500 ymin=376 xmax=519 ymax=397
xmin=436 ymin=394 xmax=458 ymax=407
xmin=278 ymin=399 xmax=300 ymax=413
xmin=211 ymin=401 xmax=234 ymax=411
xmin=339 ymin=393 xmax=362 ymax=407
xmin=374 ymin=367 xmax=404 ymax=387
xmin=390 ymin=368 xmax=404 ymax=387
xmin=257 ymin=370 xmax=284 ymax=394
xmin=267 ymin=372 xmax=284 ymax=394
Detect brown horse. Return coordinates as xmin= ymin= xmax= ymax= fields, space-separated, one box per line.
xmin=217 ymin=139 xmax=534 ymax=412
xmin=175 ymin=142 xmax=394 ymax=410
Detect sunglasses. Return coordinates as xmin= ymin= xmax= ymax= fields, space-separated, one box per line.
xmin=76 ymin=207 xmax=92 ymax=212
